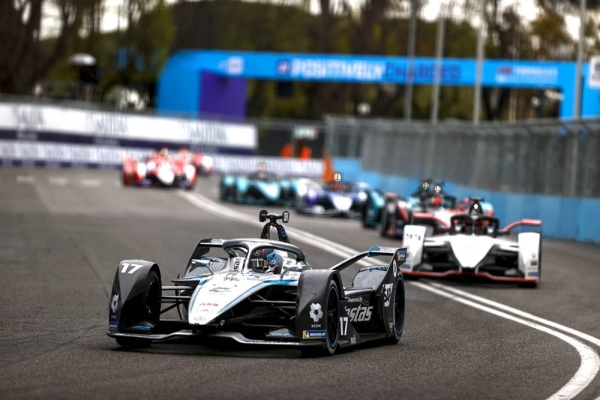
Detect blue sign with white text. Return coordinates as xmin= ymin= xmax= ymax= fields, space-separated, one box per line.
xmin=158 ymin=50 xmax=598 ymax=119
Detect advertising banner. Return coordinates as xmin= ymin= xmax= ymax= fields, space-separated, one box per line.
xmin=0 ymin=102 xmax=323 ymax=176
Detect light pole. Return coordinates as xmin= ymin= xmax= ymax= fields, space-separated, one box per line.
xmin=574 ymin=0 xmax=587 ymax=118
xmin=473 ymin=0 xmax=485 ymax=124
xmin=430 ymin=2 xmax=447 ymax=123
xmin=404 ymin=0 xmax=417 ymax=121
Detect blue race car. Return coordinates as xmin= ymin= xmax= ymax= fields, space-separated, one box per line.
xmin=220 ymin=170 xmax=296 ymax=205
xmin=295 ymin=179 xmax=370 ymax=217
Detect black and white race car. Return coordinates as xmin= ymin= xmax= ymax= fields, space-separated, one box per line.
xmin=401 ymin=214 xmax=542 ymax=287
xmin=107 ymin=211 xmax=407 ymax=356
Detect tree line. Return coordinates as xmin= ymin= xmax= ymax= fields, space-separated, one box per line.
xmin=2 ymin=0 xmax=599 ymax=121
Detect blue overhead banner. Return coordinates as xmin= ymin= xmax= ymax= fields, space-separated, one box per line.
xmin=158 ymin=50 xmax=598 ymax=119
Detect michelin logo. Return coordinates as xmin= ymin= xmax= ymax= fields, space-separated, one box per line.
xmin=303 ymin=330 xmax=327 ymax=339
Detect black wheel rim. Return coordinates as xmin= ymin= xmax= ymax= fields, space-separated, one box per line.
xmin=326 ymin=285 xmax=340 ymax=349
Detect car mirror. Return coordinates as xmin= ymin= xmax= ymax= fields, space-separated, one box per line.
xmin=259 ymin=210 xmax=268 ymax=222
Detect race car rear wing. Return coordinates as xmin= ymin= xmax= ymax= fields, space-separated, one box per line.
xmin=330 ymin=246 xmax=407 ymax=272
xmin=411 ymin=212 xmax=451 ymax=228
xmin=501 ymin=219 xmax=542 ymax=234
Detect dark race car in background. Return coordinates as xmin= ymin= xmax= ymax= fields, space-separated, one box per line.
xmin=122 ymin=151 xmax=197 ymax=190
xmin=362 ymin=180 xmax=494 ymax=238
xmin=295 ymin=179 xmax=370 ymax=217
xmin=220 ymin=169 xmax=297 ymax=205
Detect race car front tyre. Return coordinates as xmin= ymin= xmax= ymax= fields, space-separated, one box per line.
xmin=116 ymin=270 xmax=161 ymax=349
xmin=300 ymin=280 xmax=341 ymax=357
xmin=385 ymin=277 xmax=405 ymax=344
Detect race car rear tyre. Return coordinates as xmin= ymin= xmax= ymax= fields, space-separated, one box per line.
xmin=122 ymin=172 xmax=131 ymax=186
xmin=379 ymin=210 xmax=390 ymax=237
xmin=116 ymin=271 xmax=160 ymax=349
xmin=300 ymin=280 xmax=341 ymax=357
xmin=385 ymin=277 xmax=405 ymax=344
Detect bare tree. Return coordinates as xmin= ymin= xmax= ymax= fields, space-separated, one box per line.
xmin=0 ymin=0 xmax=98 ymax=94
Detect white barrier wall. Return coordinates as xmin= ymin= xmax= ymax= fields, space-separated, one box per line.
xmin=0 ymin=102 xmax=323 ymax=177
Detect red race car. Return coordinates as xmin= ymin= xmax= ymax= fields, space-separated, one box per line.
xmin=177 ymin=148 xmax=214 ymax=176
xmin=122 ymin=148 xmax=197 ymax=189
xmin=380 ymin=190 xmax=495 ymax=239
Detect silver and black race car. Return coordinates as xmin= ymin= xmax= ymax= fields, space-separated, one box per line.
xmin=107 ymin=211 xmax=407 ymax=356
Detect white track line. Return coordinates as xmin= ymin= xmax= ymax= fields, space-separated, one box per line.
xmin=16 ymin=175 xmax=35 ymax=184
xmin=429 ymin=282 xmax=600 ymax=348
xmin=178 ymin=190 xmax=600 ymax=400
xmin=412 ymin=282 xmax=599 ymax=400
xmin=80 ymin=179 xmax=101 ymax=187
xmin=49 ymin=177 xmax=68 ymax=186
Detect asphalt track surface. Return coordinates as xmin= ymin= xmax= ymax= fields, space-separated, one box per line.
xmin=1 ymin=168 xmax=600 ymax=400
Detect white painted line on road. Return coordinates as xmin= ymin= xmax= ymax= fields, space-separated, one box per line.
xmin=80 ymin=179 xmax=101 ymax=187
xmin=178 ymin=190 xmax=600 ymax=400
xmin=413 ymin=282 xmax=600 ymax=400
xmin=16 ymin=175 xmax=35 ymax=184
xmin=49 ymin=177 xmax=68 ymax=186
xmin=429 ymin=282 xmax=600 ymax=349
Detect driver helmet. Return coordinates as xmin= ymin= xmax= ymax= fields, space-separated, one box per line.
xmin=250 ymin=248 xmax=284 ymax=274
xmin=431 ymin=196 xmax=443 ymax=208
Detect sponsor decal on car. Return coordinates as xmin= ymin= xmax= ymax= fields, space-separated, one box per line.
xmin=302 ymin=330 xmax=327 ymax=339
xmin=397 ymin=248 xmax=407 ymax=261
xmin=209 ymin=287 xmax=231 ymax=294
xmin=109 ymin=321 xmax=118 ymax=331
xmin=383 ymin=283 xmax=393 ymax=307
xmin=346 ymin=296 xmax=363 ymax=304
xmin=350 ymin=335 xmax=357 ymax=345
xmin=110 ymin=294 xmax=119 ymax=314
xmin=345 ymin=304 xmax=373 ymax=322
xmin=309 ymin=303 xmax=323 ymax=323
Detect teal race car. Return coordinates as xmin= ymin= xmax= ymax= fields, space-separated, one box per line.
xmin=220 ymin=169 xmax=297 ymax=205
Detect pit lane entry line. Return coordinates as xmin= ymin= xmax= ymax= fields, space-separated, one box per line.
xmin=178 ymin=191 xmax=600 ymax=400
